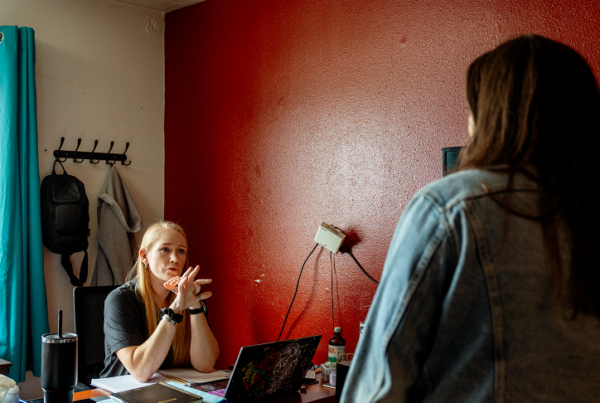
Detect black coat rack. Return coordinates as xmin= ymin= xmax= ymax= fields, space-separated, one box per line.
xmin=53 ymin=137 xmax=131 ymax=166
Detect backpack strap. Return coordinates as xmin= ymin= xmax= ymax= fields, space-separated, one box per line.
xmin=60 ymin=252 xmax=88 ymax=287
xmin=52 ymin=159 xmax=68 ymax=175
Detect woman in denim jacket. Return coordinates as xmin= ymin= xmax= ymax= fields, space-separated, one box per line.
xmin=341 ymin=35 xmax=600 ymax=402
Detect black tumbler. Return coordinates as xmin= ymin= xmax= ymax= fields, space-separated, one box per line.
xmin=41 ymin=333 xmax=77 ymax=403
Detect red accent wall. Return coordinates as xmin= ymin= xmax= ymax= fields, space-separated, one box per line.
xmin=165 ymin=0 xmax=600 ymax=368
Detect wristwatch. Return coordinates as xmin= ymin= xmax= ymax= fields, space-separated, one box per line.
xmin=189 ymin=299 xmax=207 ymax=316
xmin=160 ymin=307 xmax=183 ymax=324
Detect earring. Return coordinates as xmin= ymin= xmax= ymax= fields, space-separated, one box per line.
xmin=143 ymin=262 xmax=148 ymax=269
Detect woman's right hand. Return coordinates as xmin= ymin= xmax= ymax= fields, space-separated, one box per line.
xmin=164 ymin=269 xmax=213 ymax=301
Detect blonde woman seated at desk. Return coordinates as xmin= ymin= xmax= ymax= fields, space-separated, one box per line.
xmin=100 ymin=221 xmax=219 ymax=382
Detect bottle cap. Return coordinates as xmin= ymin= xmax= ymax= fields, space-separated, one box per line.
xmin=334 ymin=326 xmax=342 ymax=333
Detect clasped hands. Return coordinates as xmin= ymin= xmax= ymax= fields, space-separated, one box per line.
xmin=163 ymin=265 xmax=212 ymax=313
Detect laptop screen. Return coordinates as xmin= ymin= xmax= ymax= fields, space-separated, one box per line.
xmin=224 ymin=335 xmax=321 ymax=400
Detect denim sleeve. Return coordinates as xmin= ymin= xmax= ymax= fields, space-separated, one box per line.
xmin=340 ymin=192 xmax=457 ymax=403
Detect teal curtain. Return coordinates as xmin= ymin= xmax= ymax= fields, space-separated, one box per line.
xmin=0 ymin=26 xmax=49 ymax=382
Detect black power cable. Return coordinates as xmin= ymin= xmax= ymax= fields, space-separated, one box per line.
xmin=330 ymin=252 xmax=335 ymax=333
xmin=340 ymin=245 xmax=379 ymax=284
xmin=277 ymin=243 xmax=319 ymax=341
xmin=277 ymin=241 xmax=377 ymax=341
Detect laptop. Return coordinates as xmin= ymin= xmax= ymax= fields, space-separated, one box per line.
xmin=213 ymin=335 xmax=322 ymax=401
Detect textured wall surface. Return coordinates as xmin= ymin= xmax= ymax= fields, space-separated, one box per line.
xmin=165 ymin=0 xmax=600 ymax=368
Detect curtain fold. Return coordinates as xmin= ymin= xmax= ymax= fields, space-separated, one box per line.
xmin=0 ymin=25 xmax=50 ymax=382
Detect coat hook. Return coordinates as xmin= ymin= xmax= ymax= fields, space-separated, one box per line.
xmin=73 ymin=139 xmax=85 ymax=163
xmin=89 ymin=140 xmax=100 ymax=164
xmin=106 ymin=141 xmax=116 ymax=166
xmin=56 ymin=137 xmax=68 ymax=163
xmin=121 ymin=142 xmax=131 ymax=166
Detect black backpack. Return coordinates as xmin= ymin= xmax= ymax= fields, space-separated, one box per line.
xmin=41 ymin=161 xmax=90 ymax=286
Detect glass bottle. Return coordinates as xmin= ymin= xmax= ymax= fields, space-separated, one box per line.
xmin=328 ymin=326 xmax=346 ymax=362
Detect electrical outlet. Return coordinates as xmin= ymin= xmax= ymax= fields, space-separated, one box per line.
xmin=314 ymin=222 xmax=346 ymax=253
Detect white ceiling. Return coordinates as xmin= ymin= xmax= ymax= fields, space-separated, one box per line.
xmin=110 ymin=0 xmax=205 ymax=13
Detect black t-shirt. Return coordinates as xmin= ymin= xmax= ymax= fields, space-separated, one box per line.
xmin=100 ymin=280 xmax=173 ymax=377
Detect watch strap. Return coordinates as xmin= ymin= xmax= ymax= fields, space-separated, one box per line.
xmin=161 ymin=316 xmax=177 ymax=326
xmin=160 ymin=307 xmax=183 ymax=324
xmin=189 ymin=299 xmax=207 ymax=316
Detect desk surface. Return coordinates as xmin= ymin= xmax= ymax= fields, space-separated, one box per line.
xmin=73 ymin=377 xmax=336 ymax=403
xmin=74 ymin=388 xmax=112 ymax=401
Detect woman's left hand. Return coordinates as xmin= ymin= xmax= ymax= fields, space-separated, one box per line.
xmin=164 ymin=266 xmax=213 ymax=310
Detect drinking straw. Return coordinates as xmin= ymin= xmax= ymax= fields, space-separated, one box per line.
xmin=58 ymin=309 xmax=63 ymax=338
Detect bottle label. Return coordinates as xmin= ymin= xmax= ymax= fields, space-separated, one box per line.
xmin=328 ymin=345 xmax=346 ymax=361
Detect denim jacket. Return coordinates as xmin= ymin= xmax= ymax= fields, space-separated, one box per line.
xmin=340 ymin=169 xmax=600 ymax=403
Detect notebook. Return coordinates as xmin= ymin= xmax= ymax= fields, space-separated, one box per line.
xmin=108 ymin=382 xmax=203 ymax=403
xmin=91 ymin=373 xmax=166 ymax=393
xmin=222 ymin=335 xmax=322 ymax=401
xmin=157 ymin=368 xmax=232 ymax=384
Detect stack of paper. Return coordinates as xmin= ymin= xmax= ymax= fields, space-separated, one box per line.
xmin=90 ymin=373 xmax=166 ymax=393
xmin=157 ymin=368 xmax=231 ymax=384
xmin=90 ymin=369 xmax=231 ymax=394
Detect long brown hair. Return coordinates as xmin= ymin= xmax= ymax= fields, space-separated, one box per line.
xmin=459 ymin=35 xmax=600 ymax=315
xmin=126 ymin=220 xmax=191 ymax=366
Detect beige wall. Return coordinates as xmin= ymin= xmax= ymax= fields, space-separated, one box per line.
xmin=0 ymin=0 xmax=165 ymax=398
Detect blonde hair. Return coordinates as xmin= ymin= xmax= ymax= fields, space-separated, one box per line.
xmin=126 ymin=220 xmax=191 ymax=367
